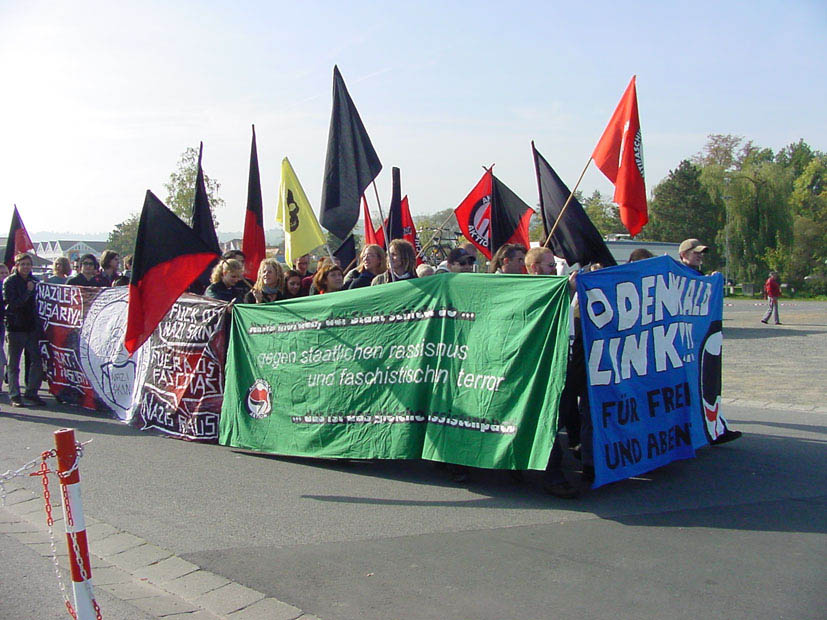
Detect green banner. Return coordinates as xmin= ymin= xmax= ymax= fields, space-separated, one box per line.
xmin=219 ymin=273 xmax=570 ymax=470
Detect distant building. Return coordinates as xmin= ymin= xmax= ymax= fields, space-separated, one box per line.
xmin=34 ymin=240 xmax=109 ymax=263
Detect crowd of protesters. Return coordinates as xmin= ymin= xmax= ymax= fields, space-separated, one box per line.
xmin=0 ymin=235 xmax=741 ymax=498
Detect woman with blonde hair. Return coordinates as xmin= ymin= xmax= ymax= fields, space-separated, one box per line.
xmin=205 ymin=259 xmax=246 ymax=303
xmin=371 ymin=239 xmax=417 ymax=285
xmin=46 ymin=257 xmax=72 ymax=284
xmin=244 ymin=258 xmax=284 ymax=303
xmin=343 ymin=244 xmax=386 ymax=290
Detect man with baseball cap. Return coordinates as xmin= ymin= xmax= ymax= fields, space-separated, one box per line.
xmin=678 ymin=238 xmax=742 ymax=445
xmin=678 ymin=238 xmax=708 ymax=273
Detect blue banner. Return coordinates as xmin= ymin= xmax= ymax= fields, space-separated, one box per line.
xmin=576 ymin=256 xmax=725 ymax=487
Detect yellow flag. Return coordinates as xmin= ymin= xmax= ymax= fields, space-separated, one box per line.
xmin=277 ymin=157 xmax=327 ymax=268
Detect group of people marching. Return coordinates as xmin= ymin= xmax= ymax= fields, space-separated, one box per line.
xmin=1 ymin=235 xmax=743 ymax=498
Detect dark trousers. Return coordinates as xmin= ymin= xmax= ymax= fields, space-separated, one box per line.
xmin=7 ymin=330 xmax=43 ymax=399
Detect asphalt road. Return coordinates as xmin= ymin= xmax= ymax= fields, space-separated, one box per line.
xmin=1 ymin=299 xmax=825 ymax=619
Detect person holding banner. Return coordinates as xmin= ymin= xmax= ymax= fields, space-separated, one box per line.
xmin=282 ymin=269 xmax=303 ymax=299
xmin=244 ymin=258 xmax=284 ymax=304
xmin=66 ymin=254 xmax=108 ymax=287
xmin=527 ymin=247 xmax=579 ymax=498
xmin=371 ymin=239 xmax=418 ymax=285
xmin=678 ymin=239 xmax=708 ymax=273
xmin=343 ymin=244 xmax=386 ymax=290
xmin=489 ymin=244 xmax=527 ymax=274
xmin=205 ymin=259 xmax=246 ymax=303
xmin=313 ymin=263 xmax=345 ymax=294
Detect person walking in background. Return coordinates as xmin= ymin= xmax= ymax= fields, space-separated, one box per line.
xmin=761 ymin=271 xmax=782 ymax=325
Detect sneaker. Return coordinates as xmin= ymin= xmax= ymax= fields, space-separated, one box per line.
xmin=774 ymin=322 xmax=782 ymax=325
xmin=10 ymin=397 xmax=24 ymax=407
xmin=544 ymin=479 xmax=579 ymax=499
xmin=760 ymin=319 xmax=768 ymax=324
xmin=711 ymin=429 xmax=742 ymax=445
xmin=24 ymin=395 xmax=46 ymax=406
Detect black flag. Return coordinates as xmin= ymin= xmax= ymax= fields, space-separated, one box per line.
xmin=319 ymin=66 xmax=383 ymax=240
xmin=386 ymin=167 xmax=404 ymax=242
xmin=532 ymin=142 xmax=616 ymax=267
xmin=191 ymin=142 xmax=220 ymax=254
xmin=491 ymin=175 xmax=533 ymax=254
xmin=333 ymin=235 xmax=357 ymax=272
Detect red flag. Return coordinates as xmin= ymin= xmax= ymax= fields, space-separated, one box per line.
xmin=3 ymin=205 xmax=35 ymax=270
xmin=363 ymin=195 xmax=379 ymax=246
xmin=400 ymin=196 xmax=423 ymax=265
xmin=592 ymin=76 xmax=648 ymax=236
xmin=454 ymin=169 xmax=494 ymax=259
xmin=242 ymin=125 xmax=266 ymax=280
xmin=125 ymin=191 xmax=219 ymax=354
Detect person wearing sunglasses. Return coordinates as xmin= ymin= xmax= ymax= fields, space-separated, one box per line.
xmin=66 ymin=254 xmax=108 ymax=287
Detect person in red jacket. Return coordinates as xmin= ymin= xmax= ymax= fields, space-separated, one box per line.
xmin=761 ymin=271 xmax=782 ymax=325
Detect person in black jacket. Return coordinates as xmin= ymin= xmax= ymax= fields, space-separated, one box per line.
xmin=3 ymin=253 xmax=45 ymax=407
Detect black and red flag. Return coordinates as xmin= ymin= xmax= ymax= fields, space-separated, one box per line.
xmin=592 ymin=76 xmax=647 ymax=236
xmin=125 ymin=191 xmax=220 ymax=354
xmin=242 ymin=125 xmax=266 ymax=281
xmin=454 ymin=169 xmax=533 ymax=260
xmin=532 ymin=142 xmax=616 ymax=268
xmin=4 ymin=205 xmax=35 ymax=269
xmin=373 ymin=168 xmax=422 ymax=264
xmin=320 ymin=65 xmax=383 ymax=240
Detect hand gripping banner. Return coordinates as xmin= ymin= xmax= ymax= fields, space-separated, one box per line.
xmin=576 ymin=256 xmax=726 ymax=487
xmin=219 ymin=273 xmax=570 ymax=470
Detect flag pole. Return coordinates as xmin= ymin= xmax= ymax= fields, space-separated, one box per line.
xmin=416 ymin=212 xmax=456 ymax=261
xmin=372 ymin=180 xmax=394 ymax=281
xmin=542 ymin=157 xmax=592 ymax=248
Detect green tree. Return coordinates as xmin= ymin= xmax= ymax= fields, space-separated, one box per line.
xmin=163 ymin=146 xmax=224 ymax=227
xmin=724 ymin=160 xmax=794 ymax=284
xmin=582 ymin=190 xmax=624 ymax=236
xmin=644 ymin=160 xmax=724 ymax=269
xmin=107 ymin=212 xmax=141 ymax=257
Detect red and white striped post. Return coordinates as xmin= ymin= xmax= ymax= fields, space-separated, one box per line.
xmin=54 ymin=428 xmax=99 ymax=620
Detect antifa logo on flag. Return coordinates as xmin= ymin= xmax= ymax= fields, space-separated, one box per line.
xmin=247 ymin=379 xmax=272 ymax=419
xmin=633 ymin=129 xmax=645 ymax=179
xmin=468 ymin=195 xmax=491 ymax=250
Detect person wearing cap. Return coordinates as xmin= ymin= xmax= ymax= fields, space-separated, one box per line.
xmin=679 ymin=239 xmax=742 ymax=445
xmin=678 ymin=238 xmax=708 ymax=273
xmin=761 ymin=271 xmax=782 ymax=325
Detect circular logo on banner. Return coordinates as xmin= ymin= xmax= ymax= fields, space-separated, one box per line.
xmin=468 ymin=195 xmax=491 ymax=249
xmin=699 ymin=319 xmax=724 ymax=441
xmin=633 ymin=129 xmax=645 ymax=180
xmin=247 ymin=379 xmax=272 ymax=419
xmin=78 ymin=289 xmax=136 ymax=420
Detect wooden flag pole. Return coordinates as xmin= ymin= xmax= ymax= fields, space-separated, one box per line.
xmin=372 ymin=180 xmax=394 ymax=281
xmin=542 ymin=157 xmax=593 ymax=249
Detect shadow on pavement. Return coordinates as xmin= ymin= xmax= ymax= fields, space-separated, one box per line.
xmin=723 ymin=326 xmax=823 ymax=339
